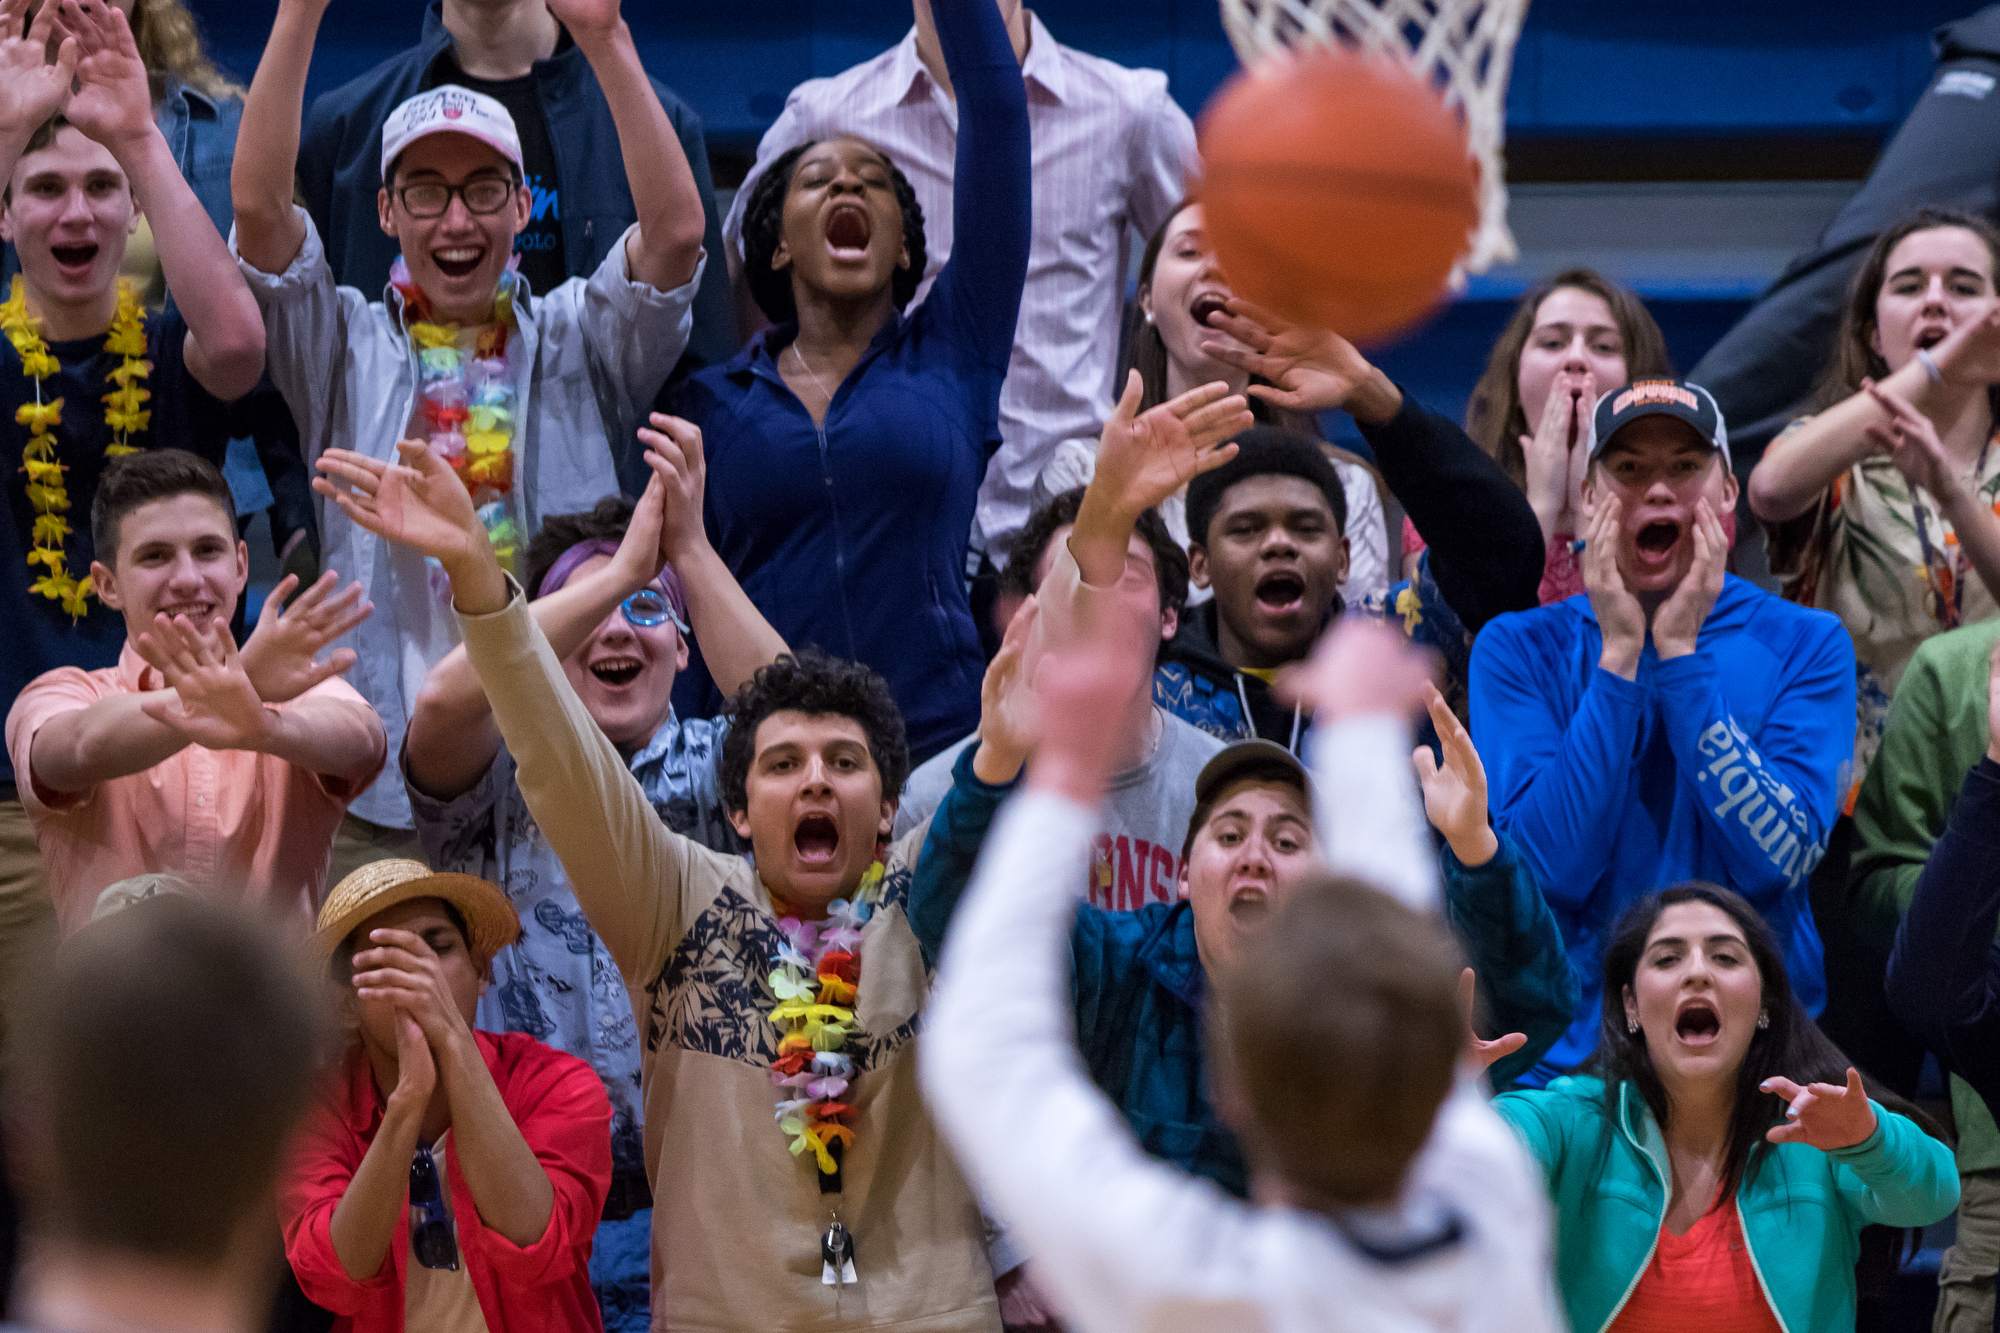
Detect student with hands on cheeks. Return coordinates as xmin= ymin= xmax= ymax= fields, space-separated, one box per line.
xmin=1492 ymin=881 xmax=1956 ymax=1333
xmin=6 ymin=452 xmax=381 ymax=935
xmin=1470 ymin=380 xmax=1855 ymax=1080
xmin=282 ymin=859 xmax=613 ymax=1332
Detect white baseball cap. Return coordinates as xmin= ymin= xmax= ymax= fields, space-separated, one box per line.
xmin=380 ymin=85 xmax=525 ymax=183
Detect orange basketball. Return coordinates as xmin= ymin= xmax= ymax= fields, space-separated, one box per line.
xmin=1198 ymin=48 xmax=1479 ymax=346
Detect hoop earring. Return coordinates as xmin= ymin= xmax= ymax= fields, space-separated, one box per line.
xmin=1756 ymin=1011 xmax=1769 ymax=1030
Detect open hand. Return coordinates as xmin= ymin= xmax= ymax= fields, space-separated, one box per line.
xmin=56 ymin=0 xmax=154 ymax=155
xmin=1521 ymin=370 xmax=1595 ymax=539
xmin=973 ymin=597 xmax=1040 ymax=784
xmin=1092 ymin=370 xmax=1251 ymax=520
xmin=315 ymin=443 xmax=485 ymax=568
xmin=1650 ymin=499 xmax=1728 ymax=659
xmin=0 ymin=0 xmax=76 ymax=136
xmin=238 ymin=572 xmax=370 ymax=703
xmin=1025 ymin=601 xmax=1154 ymax=806
xmin=1862 ymin=379 xmax=1962 ymax=503
xmin=1581 ymin=497 xmax=1646 ymax=677
xmin=1275 ymin=617 xmax=1435 ymax=726
xmin=1201 ymin=297 xmax=1376 ymax=416
xmin=136 ymin=615 xmax=277 ymax=751
xmin=1413 ymin=683 xmax=1497 ymax=867
xmin=351 ymin=927 xmax=475 ymax=1054
xmin=1762 ymin=1067 xmax=1878 ymax=1151
xmin=1460 ymin=968 xmax=1528 ymax=1073
xmin=638 ymin=413 xmax=710 ymax=566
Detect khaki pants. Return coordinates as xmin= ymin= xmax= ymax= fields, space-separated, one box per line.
xmin=0 ymin=799 xmax=56 ymax=1068
xmin=325 ymin=813 xmax=428 ymax=892
xmin=1937 ymin=1169 xmax=2000 ymax=1333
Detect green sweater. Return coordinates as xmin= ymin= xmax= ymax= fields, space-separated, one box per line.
xmin=1495 ymin=1076 xmax=1959 ymax=1333
xmin=1850 ymin=618 xmax=2000 ymax=1173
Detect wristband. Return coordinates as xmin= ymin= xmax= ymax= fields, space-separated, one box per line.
xmin=1917 ymin=347 xmax=1944 ymax=386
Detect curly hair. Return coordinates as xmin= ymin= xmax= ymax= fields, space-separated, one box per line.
xmin=131 ymin=0 xmax=243 ymax=102
xmin=523 ymin=496 xmax=635 ymax=602
xmin=717 ymin=648 xmax=909 ymax=814
xmin=738 ymin=139 xmax=928 ymax=326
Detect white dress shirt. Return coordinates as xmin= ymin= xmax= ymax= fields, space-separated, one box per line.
xmin=722 ymin=13 xmax=1196 ymax=551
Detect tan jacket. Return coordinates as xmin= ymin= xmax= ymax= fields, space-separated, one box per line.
xmin=460 ymin=591 xmax=999 ymax=1332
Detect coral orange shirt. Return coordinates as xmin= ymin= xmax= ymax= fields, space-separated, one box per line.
xmin=5 ymin=643 xmax=382 ymax=935
xmin=1610 ymin=1200 xmax=1782 ymax=1333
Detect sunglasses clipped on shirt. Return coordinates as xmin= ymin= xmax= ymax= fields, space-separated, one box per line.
xmin=621 ymin=585 xmax=688 ymax=633
xmin=409 ymin=1144 xmax=460 ymax=1271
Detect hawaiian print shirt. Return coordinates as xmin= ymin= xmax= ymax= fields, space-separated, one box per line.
xmin=1771 ymin=430 xmax=2000 ymax=810
xmin=406 ymin=712 xmax=739 ymax=1186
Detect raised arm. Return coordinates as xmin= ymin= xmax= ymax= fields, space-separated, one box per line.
xmin=916 ymin=0 xmax=1030 ymax=367
xmin=59 ymin=0 xmax=263 ymax=399
xmin=230 ymin=0 xmax=325 ymax=276
xmin=548 ymin=0 xmax=703 ymax=292
xmin=0 ymin=0 xmax=77 ymax=187
xmin=314 ymin=442 xmax=697 ymax=981
xmin=1748 ymin=303 xmax=2000 ymax=522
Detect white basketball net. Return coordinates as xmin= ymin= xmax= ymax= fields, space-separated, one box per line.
xmin=1218 ymin=0 xmax=1531 ymax=275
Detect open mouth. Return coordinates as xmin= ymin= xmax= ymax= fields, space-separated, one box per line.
xmin=1254 ymin=569 xmax=1306 ymax=613
xmin=1228 ymin=886 xmax=1269 ymax=924
xmin=1634 ymin=520 xmax=1682 ymax=568
xmin=824 ymin=205 xmax=872 ymax=258
xmin=1675 ymin=1002 xmax=1721 ymax=1046
xmin=793 ymin=813 xmax=841 ymax=866
xmin=589 ymin=655 xmax=643 ymax=688
xmin=50 ymin=242 xmax=98 ymax=274
xmin=158 ymin=600 xmax=217 ymax=622
xmin=1190 ymin=293 xmax=1230 ymax=328
xmin=431 ymin=245 xmax=486 ymax=279
xmin=1915 ymin=326 xmax=1949 ymax=350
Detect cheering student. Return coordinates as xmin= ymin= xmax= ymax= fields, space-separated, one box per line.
xmin=921 ymin=617 xmax=1565 ymax=1333
xmin=283 ymin=860 xmax=612 ymax=1332
xmin=7 ymin=452 xmax=379 ymax=935
xmin=316 ymin=425 xmax=1006 ymax=1329
xmin=1497 ymin=885 xmax=1956 ymax=1333
xmin=230 ymin=0 xmax=707 ymax=870
xmin=1469 ymin=380 xmax=1854 ymax=1080
xmin=671 ymin=0 xmax=1031 ymax=766
xmin=0 ymin=0 xmax=264 ymax=1024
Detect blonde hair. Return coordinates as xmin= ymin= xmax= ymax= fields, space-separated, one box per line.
xmin=130 ymin=0 xmax=243 ymax=102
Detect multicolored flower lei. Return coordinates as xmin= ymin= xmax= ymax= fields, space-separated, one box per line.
xmin=389 ymin=257 xmax=522 ymax=571
xmin=3 ymin=276 xmax=150 ymax=619
xmin=768 ymin=862 xmax=884 ymax=1175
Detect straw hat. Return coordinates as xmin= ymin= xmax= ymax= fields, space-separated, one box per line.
xmin=310 ymin=859 xmax=520 ymax=965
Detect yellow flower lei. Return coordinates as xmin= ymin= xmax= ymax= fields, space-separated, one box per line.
xmin=2 ymin=276 xmax=151 ymax=619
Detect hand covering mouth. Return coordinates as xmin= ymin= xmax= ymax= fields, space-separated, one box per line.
xmin=794 ymin=813 xmax=841 ymax=865
xmin=431 ymin=245 xmax=486 ymax=279
xmin=589 ymin=656 xmax=644 ymax=687
xmin=824 ymin=205 xmax=873 ymax=254
xmin=1254 ymin=569 xmax=1306 ymax=612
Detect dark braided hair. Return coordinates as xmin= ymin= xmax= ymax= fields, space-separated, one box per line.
xmin=738 ymin=139 xmax=928 ymax=326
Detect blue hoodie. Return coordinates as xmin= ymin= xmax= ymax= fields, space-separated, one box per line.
xmin=1470 ymin=575 xmax=1855 ymax=1076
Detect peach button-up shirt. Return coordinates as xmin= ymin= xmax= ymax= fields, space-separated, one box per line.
xmin=5 ymin=644 xmax=384 ymax=936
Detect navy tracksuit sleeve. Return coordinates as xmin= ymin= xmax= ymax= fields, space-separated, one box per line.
xmin=1441 ymin=833 xmax=1579 ymax=1090
xmin=1887 ymin=759 xmax=2000 ymax=1108
xmin=906 ymin=742 xmax=1018 ymax=969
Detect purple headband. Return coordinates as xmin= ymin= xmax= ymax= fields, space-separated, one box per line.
xmin=536 ymin=539 xmax=687 ymax=625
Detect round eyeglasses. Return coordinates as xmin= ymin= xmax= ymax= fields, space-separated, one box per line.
xmin=621 ymin=587 xmax=687 ymax=633
xmin=395 ymin=177 xmax=517 ymax=219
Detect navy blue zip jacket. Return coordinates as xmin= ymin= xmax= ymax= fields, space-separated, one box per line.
xmin=665 ymin=0 xmax=1030 ymax=765
xmin=906 ymin=744 xmax=1579 ymax=1197
xmin=295 ymin=0 xmax=735 ymax=371
xmin=1471 ymin=575 xmax=1854 ymax=1079
xmin=1887 ymin=758 xmax=2000 ymax=1112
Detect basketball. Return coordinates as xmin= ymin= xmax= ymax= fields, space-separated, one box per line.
xmin=1197 ymin=47 xmax=1480 ymax=345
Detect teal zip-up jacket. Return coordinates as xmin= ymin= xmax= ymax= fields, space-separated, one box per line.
xmin=1494 ymin=1076 xmax=1958 ymax=1333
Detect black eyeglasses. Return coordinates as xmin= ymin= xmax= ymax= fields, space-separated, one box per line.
xmin=409 ymin=1145 xmax=459 ymax=1271
xmin=394 ymin=177 xmax=517 ymax=219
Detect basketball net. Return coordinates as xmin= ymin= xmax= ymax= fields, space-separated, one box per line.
xmin=1217 ymin=0 xmax=1530 ymax=276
